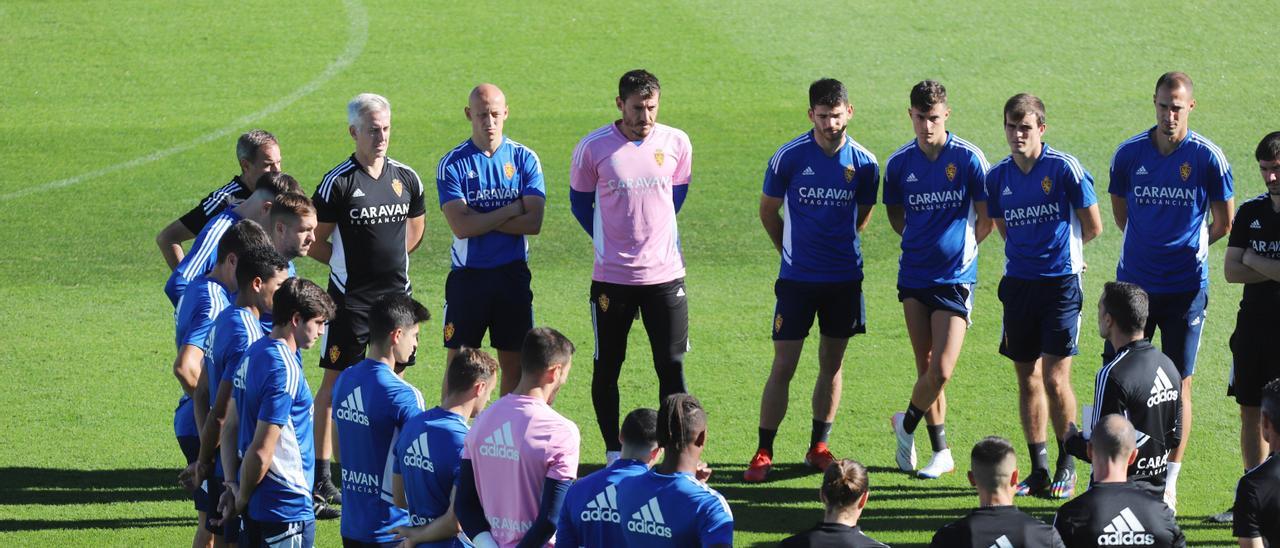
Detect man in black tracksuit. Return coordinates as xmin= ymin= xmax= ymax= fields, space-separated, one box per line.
xmin=1233 ymin=379 xmax=1280 ymax=547
xmin=930 ymin=436 xmax=1064 ymax=548
xmin=1065 ymin=281 xmax=1182 ymax=500
xmin=1055 ymin=414 xmax=1184 ymax=547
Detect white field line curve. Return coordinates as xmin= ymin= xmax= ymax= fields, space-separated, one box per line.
xmin=0 ymin=0 xmax=368 ymax=203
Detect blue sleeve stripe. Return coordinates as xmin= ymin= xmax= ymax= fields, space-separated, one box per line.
xmin=1044 ymin=150 xmax=1086 ymax=181
xmin=768 ymin=134 xmax=811 ymax=174
xmin=951 ymin=137 xmax=990 ymax=172
xmin=1189 ymin=133 xmax=1231 ymax=176
xmin=572 ymin=126 xmax=613 ymax=169
xmin=846 ymin=136 xmax=878 ymax=164
xmin=509 ymin=140 xmax=544 ymax=173
xmin=435 ymin=140 xmax=472 ymax=182
xmin=179 ymin=216 xmax=233 ymax=278
xmin=883 ymin=141 xmax=915 ymax=172
xmin=1110 ymin=131 xmax=1150 ymax=171
xmin=318 ymin=160 xmax=355 ymax=202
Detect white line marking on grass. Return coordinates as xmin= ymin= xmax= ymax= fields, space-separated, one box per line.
xmin=0 ymin=0 xmax=368 ymax=203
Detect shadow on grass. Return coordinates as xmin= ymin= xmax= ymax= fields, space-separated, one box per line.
xmin=0 ymin=467 xmax=189 ymax=506
xmin=0 ymin=516 xmax=193 ymax=532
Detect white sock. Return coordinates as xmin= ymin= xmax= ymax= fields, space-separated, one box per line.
xmin=1166 ymin=461 xmax=1182 ymax=489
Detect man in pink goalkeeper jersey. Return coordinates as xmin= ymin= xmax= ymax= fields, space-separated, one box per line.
xmin=454 ymin=327 xmax=580 ymax=547
xmin=569 ymin=69 xmax=694 ymax=464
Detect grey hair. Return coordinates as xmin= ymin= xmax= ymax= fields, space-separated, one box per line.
xmin=348 ymin=93 xmax=391 ymax=128
xmin=235 ymin=130 xmax=277 ymax=163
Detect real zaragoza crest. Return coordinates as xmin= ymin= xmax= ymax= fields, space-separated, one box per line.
xmin=654 ymin=150 xmax=664 ymax=166
xmin=945 ymin=163 xmax=958 ymax=182
xmin=598 ymin=293 xmax=610 ymax=313
xmin=774 ymin=314 xmax=783 ymax=333
xmin=1180 ymin=162 xmax=1192 ymax=182
xmin=392 ymin=178 xmax=404 ymax=197
xmin=844 ymin=165 xmax=855 ymax=183
xmin=1041 ymin=176 xmax=1053 ymax=195
xmin=443 ymin=323 xmax=455 ymax=342
xmin=504 ymin=162 xmax=515 ymax=180
xmin=328 ymin=345 xmax=341 ymax=364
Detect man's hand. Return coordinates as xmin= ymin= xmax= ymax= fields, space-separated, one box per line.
xmin=212 ymin=481 xmax=239 ymax=527
xmin=178 ymin=462 xmax=199 ymax=492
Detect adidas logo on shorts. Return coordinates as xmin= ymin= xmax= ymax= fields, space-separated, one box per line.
xmin=905 ymin=173 xmax=918 ymax=183
xmin=402 ymin=432 xmax=434 ymax=472
xmin=1147 ymin=368 xmax=1178 ymax=407
xmin=989 ymin=534 xmax=1014 ymax=548
xmin=627 ymin=497 xmax=673 ymax=538
xmin=336 ymin=386 xmax=370 ymax=426
xmin=580 ymin=484 xmax=622 ymax=523
xmin=1097 ymin=507 xmax=1155 ymax=545
xmin=801 ymin=166 xmax=815 ymax=176
xmin=1136 ymin=165 xmax=1149 ymax=176
xmin=479 ymin=421 xmax=520 ymax=461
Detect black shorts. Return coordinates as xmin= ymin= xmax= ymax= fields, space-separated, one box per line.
xmin=772 ymin=278 xmax=866 ymax=341
xmin=176 ymin=435 xmax=213 ymax=513
xmin=1229 ymin=308 xmax=1280 ymax=406
xmin=442 ymin=262 xmax=534 ymax=352
xmin=898 ymin=283 xmax=974 ymax=320
xmin=998 ymin=274 xmax=1082 ymax=362
xmin=203 ymin=477 xmax=241 ymax=542
xmin=319 ymin=292 xmax=416 ymax=370
xmin=243 ymin=517 xmax=314 ymax=548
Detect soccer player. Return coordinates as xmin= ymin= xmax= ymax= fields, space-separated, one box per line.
xmin=231 ymin=278 xmax=335 ymax=548
xmin=311 ymin=92 xmax=427 ymax=505
xmin=175 ymin=221 xmax=266 ymax=548
xmin=1053 ymin=414 xmax=1184 ymax=548
xmin=390 ymin=348 xmax=498 ymax=548
xmin=882 ymin=80 xmax=990 ymax=480
xmin=454 ymin=327 xmax=580 ymax=547
xmin=569 ymin=69 xmax=693 ymax=463
xmin=745 ymin=77 xmax=880 ymax=483
xmin=930 ymin=436 xmax=1065 ymax=548
xmin=1233 ymin=380 xmax=1280 ymax=547
xmin=617 ymin=394 xmax=733 ymax=548
xmin=185 ymin=245 xmax=290 ymax=546
xmin=165 ymin=172 xmax=303 ymax=307
xmin=1063 ymin=282 xmax=1182 ymax=501
xmin=1218 ymin=131 xmax=1280 ymax=522
xmin=437 ymin=83 xmax=545 ymax=394
xmin=1110 ymin=71 xmax=1234 ymax=508
xmin=157 ymin=130 xmax=281 ymax=270
xmin=778 ymin=459 xmax=888 ymax=548
xmin=558 ymin=407 xmax=661 ymax=547
xmin=332 ymin=294 xmax=430 ymax=546
xmin=983 ymin=93 xmax=1103 ymax=498
xmin=268 ymin=192 xmax=318 ymax=264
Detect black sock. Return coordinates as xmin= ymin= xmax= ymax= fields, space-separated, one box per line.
xmin=1056 ymin=438 xmax=1074 ymax=471
xmin=315 ymin=459 xmax=332 ymax=486
xmin=1029 ymin=442 xmax=1049 ymax=473
xmin=810 ymin=420 xmax=832 ymax=449
xmin=758 ymin=428 xmax=778 ymax=454
xmin=903 ymin=404 xmax=926 ymax=434
xmin=927 ymin=424 xmax=948 ymax=452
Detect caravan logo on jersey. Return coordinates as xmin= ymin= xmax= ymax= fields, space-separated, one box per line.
xmin=337 ymin=386 xmax=370 ymax=426
xmin=1147 ymin=368 xmax=1178 ymax=407
xmin=580 ymin=484 xmax=622 ymax=523
xmin=348 ymin=202 xmax=411 ymax=226
xmin=402 ymin=432 xmax=435 ymax=472
xmin=907 ymin=189 xmax=965 ymax=212
xmin=1132 ymin=185 xmax=1196 ymax=207
xmin=627 ymin=497 xmax=673 ymax=538
xmin=479 ymin=422 xmax=520 ymax=461
xmin=1097 ymin=507 xmax=1156 ymax=545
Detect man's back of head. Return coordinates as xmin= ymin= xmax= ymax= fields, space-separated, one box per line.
xmin=620 ymin=408 xmax=659 ymax=462
xmin=520 ymin=327 xmax=575 ymax=376
xmin=1091 ymin=414 xmax=1137 ymax=481
xmin=970 ymin=436 xmax=1017 ymax=499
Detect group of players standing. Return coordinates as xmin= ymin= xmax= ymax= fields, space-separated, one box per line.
xmin=152 ymin=67 xmax=1280 ymax=548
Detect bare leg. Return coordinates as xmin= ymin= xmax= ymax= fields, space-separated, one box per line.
xmin=759 ymin=340 xmax=805 ymax=430
xmin=813 ymin=335 xmax=848 ymax=423
xmin=314 ymin=368 xmax=343 ymax=462
xmin=1041 ymin=355 xmax=1076 ymax=441
xmin=1241 ymin=405 xmax=1269 ymax=470
xmin=1016 ymin=359 xmax=1046 ymax=445
xmin=497 ymin=350 xmax=522 ymax=396
xmin=1171 ymin=377 xmax=1192 ymax=463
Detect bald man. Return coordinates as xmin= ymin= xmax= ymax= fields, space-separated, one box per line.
xmin=1054 ymin=415 xmax=1184 ymax=547
xmin=436 ymin=84 xmax=546 ymax=394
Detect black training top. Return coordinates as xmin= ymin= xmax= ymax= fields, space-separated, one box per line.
xmin=1234 ymin=453 xmax=1280 ymax=545
xmin=313 ymin=155 xmax=426 ymax=309
xmin=1053 ymin=481 xmax=1184 ymax=548
xmin=179 ymin=176 xmax=251 ymax=234
xmin=1228 ymin=193 xmax=1280 ymax=310
xmin=930 ymin=505 xmax=1065 ymax=548
xmin=779 ymin=522 xmax=889 ymax=548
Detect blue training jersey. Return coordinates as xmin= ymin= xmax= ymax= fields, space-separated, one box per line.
xmin=393 ymin=407 xmax=470 ymax=548
xmin=763 ymin=131 xmax=880 ymax=283
xmin=437 ymin=137 xmax=546 ymax=269
xmin=1111 ymin=127 xmax=1233 ymax=293
xmin=173 ymin=275 xmax=230 ymax=441
xmin=616 ymin=468 xmax=734 ymax=547
xmin=206 ymin=306 xmax=266 ymax=478
xmin=883 ymin=133 xmax=990 ymax=287
xmin=238 ymin=337 xmax=315 ymax=523
xmin=558 ymin=459 xmax=649 ymax=548
xmin=333 ymin=359 xmax=426 ymax=543
xmin=986 ymin=144 xmax=1097 ymax=279
xmin=166 ymin=209 xmax=241 ymax=306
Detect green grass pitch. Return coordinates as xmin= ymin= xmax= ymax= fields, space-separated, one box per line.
xmin=1 ymin=1 xmax=1275 ymax=545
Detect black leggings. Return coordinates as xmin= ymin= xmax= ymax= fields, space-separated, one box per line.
xmin=590 ymin=279 xmax=689 ymax=451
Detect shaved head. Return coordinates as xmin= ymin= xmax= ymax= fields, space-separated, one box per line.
xmin=1093 ymin=414 xmax=1137 ymax=463
xmin=470 ymin=83 xmax=506 ymax=105
xmin=466 ymin=83 xmax=509 ymax=148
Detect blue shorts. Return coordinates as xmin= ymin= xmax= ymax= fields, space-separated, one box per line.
xmin=998 ymin=275 xmax=1082 ymax=362
xmin=243 ymin=517 xmax=315 ymax=548
xmin=176 ymin=435 xmax=214 ymax=513
xmin=898 ymin=283 xmax=974 ymax=319
xmin=203 ymin=477 xmax=241 ymax=542
xmin=772 ymin=278 xmax=866 ymax=340
xmin=1145 ymin=287 xmax=1208 ymax=378
xmin=443 ymin=261 xmax=534 ymax=352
